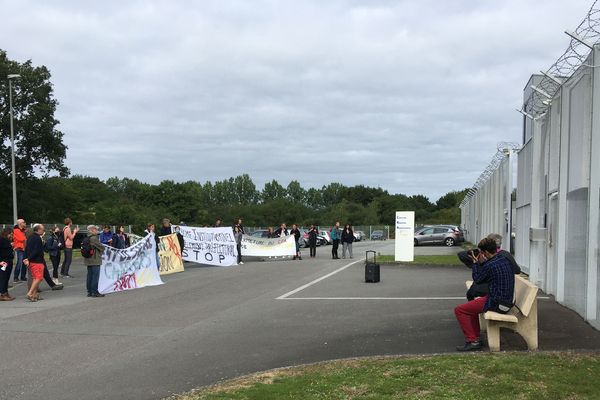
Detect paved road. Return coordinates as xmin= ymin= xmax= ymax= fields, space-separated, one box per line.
xmin=2 ymin=242 xmax=599 ymax=400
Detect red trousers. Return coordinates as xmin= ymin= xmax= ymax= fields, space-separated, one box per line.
xmin=454 ymin=296 xmax=488 ymax=342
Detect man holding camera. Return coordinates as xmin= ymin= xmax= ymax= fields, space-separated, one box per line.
xmin=454 ymin=237 xmax=515 ymax=351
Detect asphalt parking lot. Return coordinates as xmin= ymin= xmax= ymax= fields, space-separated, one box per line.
xmin=2 ymin=241 xmax=599 ymax=400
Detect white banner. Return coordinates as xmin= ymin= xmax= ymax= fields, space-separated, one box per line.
xmin=395 ymin=211 xmax=415 ymax=262
xmin=175 ymin=226 xmax=238 ymax=266
xmin=99 ymin=234 xmax=163 ymax=294
xmin=240 ymin=235 xmax=297 ymax=257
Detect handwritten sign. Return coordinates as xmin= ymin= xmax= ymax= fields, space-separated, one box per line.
xmin=98 ymin=233 xmax=163 ymax=294
xmin=174 ymin=226 xmax=237 ymax=266
xmin=240 ymin=235 xmax=296 ymax=257
xmin=159 ymin=233 xmax=185 ymax=275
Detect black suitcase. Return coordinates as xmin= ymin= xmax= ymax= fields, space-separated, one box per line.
xmin=365 ymin=250 xmax=380 ymax=283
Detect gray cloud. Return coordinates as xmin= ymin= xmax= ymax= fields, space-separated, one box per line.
xmin=0 ymin=0 xmax=590 ymax=200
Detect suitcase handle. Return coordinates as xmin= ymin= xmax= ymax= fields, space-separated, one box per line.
xmin=365 ymin=250 xmax=376 ymax=264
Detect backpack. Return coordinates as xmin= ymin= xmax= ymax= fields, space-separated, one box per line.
xmin=81 ymin=236 xmax=95 ymax=258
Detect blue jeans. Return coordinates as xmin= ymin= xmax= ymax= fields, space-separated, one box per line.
xmin=13 ymin=249 xmax=25 ymax=280
xmin=86 ymin=265 xmax=100 ymax=295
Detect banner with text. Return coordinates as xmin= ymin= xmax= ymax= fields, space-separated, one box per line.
xmin=175 ymin=226 xmax=237 ymax=266
xmin=240 ymin=234 xmax=296 ymax=257
xmin=99 ymin=233 xmax=163 ymax=294
xmin=159 ymin=233 xmax=185 ymax=275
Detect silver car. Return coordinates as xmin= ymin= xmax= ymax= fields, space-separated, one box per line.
xmin=414 ymin=226 xmax=461 ymax=247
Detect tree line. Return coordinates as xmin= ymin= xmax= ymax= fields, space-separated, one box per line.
xmin=0 ymin=174 xmax=467 ymax=233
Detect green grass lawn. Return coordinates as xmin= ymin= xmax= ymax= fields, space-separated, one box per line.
xmin=377 ymin=254 xmax=463 ymax=266
xmin=171 ymin=352 xmax=600 ymax=400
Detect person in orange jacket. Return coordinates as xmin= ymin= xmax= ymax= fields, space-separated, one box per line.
xmin=12 ymin=219 xmax=27 ymax=282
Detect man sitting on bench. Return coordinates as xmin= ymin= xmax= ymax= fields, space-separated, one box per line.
xmin=454 ymin=237 xmax=515 ymax=351
xmin=457 ymin=233 xmax=520 ymax=300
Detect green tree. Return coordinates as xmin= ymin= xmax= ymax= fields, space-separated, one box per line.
xmin=262 ymin=179 xmax=286 ymax=202
xmin=0 ymin=50 xmax=68 ymax=177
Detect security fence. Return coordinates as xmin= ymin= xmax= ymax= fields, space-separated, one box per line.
xmin=461 ymin=1 xmax=600 ymax=329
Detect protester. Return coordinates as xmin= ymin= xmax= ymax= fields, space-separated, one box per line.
xmin=457 ymin=233 xmax=521 ymax=300
xmin=274 ymin=223 xmax=288 ymax=237
xmin=112 ymin=225 xmax=130 ymax=249
xmin=330 ymin=222 xmax=341 ymax=259
xmin=12 ymin=218 xmax=27 ymax=282
xmin=341 ymin=224 xmax=355 ymax=259
xmin=234 ymin=218 xmax=245 ymax=234
xmin=214 ymin=218 xmax=222 ymax=227
xmin=23 ymin=224 xmax=46 ymax=302
xmin=233 ymin=225 xmax=243 ymax=265
xmin=60 ymin=218 xmax=79 ymax=278
xmin=307 ymin=225 xmax=318 ymax=258
xmin=0 ymin=228 xmax=15 ymax=301
xmin=44 ymin=226 xmax=63 ymax=283
xmin=290 ymin=224 xmax=302 ymax=260
xmin=99 ymin=225 xmax=114 ymax=246
xmin=454 ymin=237 xmax=515 ymax=351
xmin=160 ymin=219 xmax=172 ymax=236
xmin=265 ymin=227 xmax=274 ymax=238
xmin=172 ymin=225 xmax=185 ymax=254
xmin=84 ymin=225 xmax=105 ymax=298
xmin=144 ymin=223 xmax=161 ymax=268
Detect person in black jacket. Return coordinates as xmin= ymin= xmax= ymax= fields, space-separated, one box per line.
xmin=45 ymin=226 xmax=62 ymax=281
xmin=0 ymin=228 xmax=15 ymax=301
xmin=273 ymin=223 xmax=288 ymax=238
xmin=233 ymin=218 xmax=245 ymax=234
xmin=23 ymin=224 xmax=46 ymax=302
xmin=307 ymin=225 xmax=318 ymax=258
xmin=160 ymin=219 xmax=172 ymax=236
xmin=341 ymin=224 xmax=355 ymax=259
xmin=290 ymin=224 xmax=302 ymax=260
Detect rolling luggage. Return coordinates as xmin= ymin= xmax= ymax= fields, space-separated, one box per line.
xmin=365 ymin=250 xmax=380 ymax=283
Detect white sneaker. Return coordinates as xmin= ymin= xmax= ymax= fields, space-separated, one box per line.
xmin=53 ymin=278 xmax=62 ymax=285
xmin=239 ymin=262 xmax=244 ymax=265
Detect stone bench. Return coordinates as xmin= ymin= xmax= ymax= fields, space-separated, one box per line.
xmin=465 ymin=275 xmax=539 ymax=351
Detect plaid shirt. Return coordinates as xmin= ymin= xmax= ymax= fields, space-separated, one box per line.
xmin=473 ymin=253 xmax=515 ymax=312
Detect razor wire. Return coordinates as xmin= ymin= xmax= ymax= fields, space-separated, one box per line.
xmin=523 ymin=0 xmax=600 ymax=117
xmin=459 ymin=142 xmax=520 ymax=208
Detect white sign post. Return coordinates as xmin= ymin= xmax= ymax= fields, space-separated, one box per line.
xmin=395 ymin=211 xmax=415 ymax=262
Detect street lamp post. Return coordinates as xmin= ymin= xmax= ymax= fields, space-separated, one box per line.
xmin=8 ymin=74 xmax=20 ymax=224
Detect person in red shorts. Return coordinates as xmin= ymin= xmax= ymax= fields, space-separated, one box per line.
xmin=23 ymin=224 xmax=47 ymax=302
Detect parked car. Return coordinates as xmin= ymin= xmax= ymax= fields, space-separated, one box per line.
xmin=250 ymin=230 xmax=271 ymax=238
xmin=319 ymin=230 xmax=332 ymax=245
xmin=436 ymin=225 xmax=465 ymax=243
xmin=354 ymin=230 xmax=365 ymax=241
xmin=414 ymin=226 xmax=460 ymax=247
xmin=371 ymin=230 xmax=386 ymax=240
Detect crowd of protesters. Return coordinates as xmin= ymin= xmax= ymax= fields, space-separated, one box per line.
xmin=0 ymin=216 xmax=358 ymax=302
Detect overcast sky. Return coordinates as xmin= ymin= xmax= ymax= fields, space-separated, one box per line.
xmin=0 ymin=1 xmax=592 ymax=200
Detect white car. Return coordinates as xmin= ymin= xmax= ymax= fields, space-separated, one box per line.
xmin=319 ymin=230 xmax=332 ymax=245
xmin=354 ymin=230 xmax=365 ymax=241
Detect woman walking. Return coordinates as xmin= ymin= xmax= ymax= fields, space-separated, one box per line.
xmin=0 ymin=228 xmax=15 ymax=301
xmin=308 ymin=225 xmax=318 ymax=258
xmin=341 ymin=224 xmax=355 ymax=259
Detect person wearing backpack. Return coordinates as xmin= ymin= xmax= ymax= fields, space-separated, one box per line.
xmin=60 ymin=218 xmax=79 ymax=278
xmin=83 ymin=225 xmax=105 ymax=298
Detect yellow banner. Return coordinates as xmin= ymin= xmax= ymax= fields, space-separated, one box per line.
xmin=158 ymin=233 xmax=185 ymax=275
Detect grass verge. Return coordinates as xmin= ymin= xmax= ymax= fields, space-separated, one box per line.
xmin=376 ymin=254 xmax=463 ymax=266
xmin=170 ymin=352 xmax=600 ymax=400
